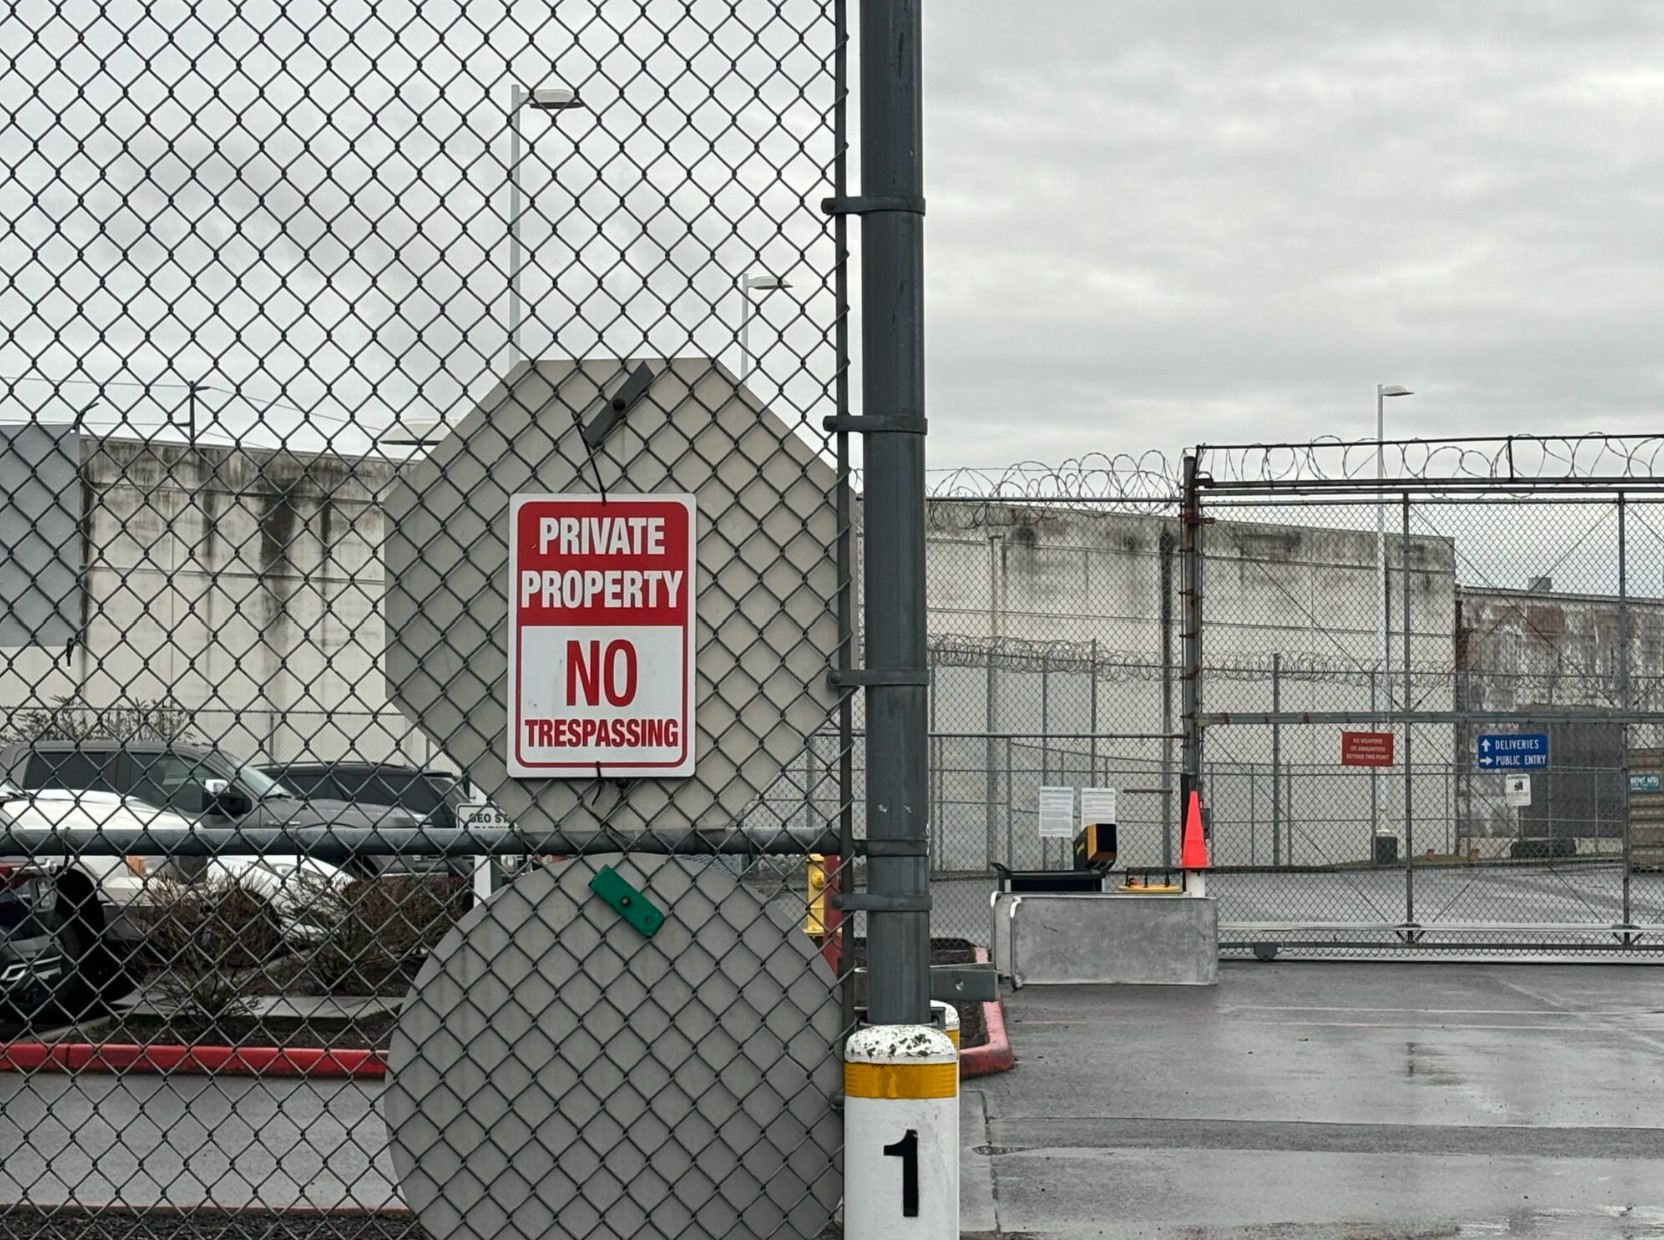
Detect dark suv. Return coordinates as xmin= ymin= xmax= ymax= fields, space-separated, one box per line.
xmin=0 ymin=740 xmax=435 ymax=878
xmin=259 ymin=763 xmax=468 ymax=832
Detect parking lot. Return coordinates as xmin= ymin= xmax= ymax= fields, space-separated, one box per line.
xmin=965 ymin=962 xmax=1664 ymax=1238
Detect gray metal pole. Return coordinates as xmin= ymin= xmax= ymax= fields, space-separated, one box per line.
xmin=1249 ymin=764 xmax=1257 ymax=865
xmin=508 ymin=85 xmax=525 ymax=365
xmin=1402 ymin=495 xmax=1415 ymax=924
xmin=1180 ymin=455 xmax=1204 ymax=811
xmin=858 ymin=0 xmax=929 ymax=1027
xmin=1005 ymin=735 xmax=1014 ymax=866
xmin=1041 ymin=653 xmax=1051 ymax=868
xmin=1370 ymin=668 xmax=1379 ymax=857
xmin=833 ymin=0 xmax=855 ymax=1036
xmin=1272 ymin=652 xmax=1282 ymax=868
xmin=740 ymin=276 xmax=754 ymax=379
xmin=985 ymin=649 xmax=997 ymax=873
xmin=1160 ymin=526 xmax=1177 ymax=867
xmin=1089 ymin=637 xmax=1099 ymax=795
xmin=1620 ymin=494 xmax=1632 ymax=927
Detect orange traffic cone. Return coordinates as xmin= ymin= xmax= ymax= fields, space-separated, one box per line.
xmin=1180 ymin=791 xmax=1208 ymax=869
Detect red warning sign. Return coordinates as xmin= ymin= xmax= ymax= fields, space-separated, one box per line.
xmin=1340 ymin=731 xmax=1394 ymax=767
xmin=507 ymin=494 xmax=696 ymax=777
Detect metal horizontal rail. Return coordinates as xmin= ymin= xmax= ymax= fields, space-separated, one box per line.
xmin=818 ymin=730 xmax=1183 ymax=741
xmin=1222 ymin=940 xmax=1664 ymax=954
xmin=1204 ymin=494 xmax=1659 ymax=509
xmin=928 ymin=494 xmax=1183 ymax=507
xmin=0 ymin=825 xmax=842 ymax=858
xmin=1200 ymin=477 xmax=1664 ymax=497
xmin=1201 ymin=709 xmax=1664 ymax=726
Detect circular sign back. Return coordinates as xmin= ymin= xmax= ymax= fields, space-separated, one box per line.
xmin=385 ymin=856 xmax=843 ymax=1240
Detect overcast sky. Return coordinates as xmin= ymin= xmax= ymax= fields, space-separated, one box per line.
xmin=927 ymin=2 xmax=1664 ymax=468
xmin=4 ymin=2 xmax=1663 ymax=472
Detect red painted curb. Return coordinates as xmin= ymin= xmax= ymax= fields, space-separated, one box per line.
xmin=0 ymin=1041 xmax=387 ymax=1078
xmin=960 ymin=945 xmax=1015 ymax=1079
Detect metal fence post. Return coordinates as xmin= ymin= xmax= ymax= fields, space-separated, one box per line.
xmin=1089 ymin=637 xmax=1099 ymax=794
xmin=1041 ymin=651 xmax=1051 ymax=865
xmin=1370 ymin=667 xmax=1379 ymax=858
xmin=1005 ymin=735 xmax=1014 ymax=867
xmin=1160 ymin=525 xmax=1177 ymax=866
xmin=834 ymin=0 xmax=857 ymax=1038
xmin=1402 ymin=494 xmax=1415 ymax=925
xmin=856 ymin=0 xmax=928 ymax=1027
xmin=1272 ymin=652 xmax=1282 ymax=867
xmin=985 ymin=648 xmax=997 ymax=873
xmin=1180 ymin=455 xmax=1204 ymax=812
xmin=1620 ymin=493 xmax=1632 ymax=927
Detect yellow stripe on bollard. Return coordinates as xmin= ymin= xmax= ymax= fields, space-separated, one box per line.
xmin=844 ymin=1061 xmax=958 ymax=1100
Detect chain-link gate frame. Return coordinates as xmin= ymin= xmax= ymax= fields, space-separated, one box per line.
xmin=1185 ymin=436 xmax=1664 ymax=959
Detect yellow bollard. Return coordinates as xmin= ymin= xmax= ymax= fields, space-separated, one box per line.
xmin=806 ymin=853 xmax=829 ymax=935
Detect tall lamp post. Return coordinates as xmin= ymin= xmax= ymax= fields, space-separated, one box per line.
xmin=1375 ymin=384 xmax=1414 ymax=690
xmin=1375 ymin=382 xmax=1413 ymax=850
xmin=509 ymin=85 xmax=584 ymax=365
xmin=739 ymin=271 xmax=791 ymax=380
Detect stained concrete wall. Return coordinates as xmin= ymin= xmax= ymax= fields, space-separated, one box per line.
xmin=0 ymin=436 xmax=417 ymax=765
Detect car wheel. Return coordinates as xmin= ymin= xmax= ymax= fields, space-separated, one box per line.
xmin=9 ymin=909 xmax=99 ymax=1032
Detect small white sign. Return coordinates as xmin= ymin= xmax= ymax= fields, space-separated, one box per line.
xmin=456 ymin=803 xmax=511 ymax=831
xmin=1080 ymin=787 xmax=1117 ymax=831
xmin=1504 ymin=774 xmax=1532 ymax=807
xmin=1038 ymin=786 xmax=1075 ymax=838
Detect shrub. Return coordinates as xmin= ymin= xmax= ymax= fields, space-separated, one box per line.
xmin=308 ymin=875 xmax=469 ymax=996
xmin=142 ymin=875 xmax=284 ymax=1022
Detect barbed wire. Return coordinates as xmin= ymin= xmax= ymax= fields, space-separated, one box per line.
xmin=1197 ymin=434 xmax=1664 ymax=489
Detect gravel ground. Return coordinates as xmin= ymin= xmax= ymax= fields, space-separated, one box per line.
xmin=0 ymin=1209 xmax=422 ymax=1240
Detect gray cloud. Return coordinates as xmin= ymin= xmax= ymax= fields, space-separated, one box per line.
xmin=4 ymin=1 xmax=1662 ymax=469
xmin=925 ymin=1 xmax=1664 ymax=463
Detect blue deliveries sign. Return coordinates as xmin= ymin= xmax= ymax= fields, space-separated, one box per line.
xmin=1476 ymin=733 xmax=1549 ymax=770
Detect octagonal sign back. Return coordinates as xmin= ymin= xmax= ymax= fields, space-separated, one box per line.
xmin=384 ymin=358 xmax=841 ymax=835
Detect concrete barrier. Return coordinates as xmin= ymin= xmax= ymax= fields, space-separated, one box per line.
xmin=990 ymin=891 xmax=1019 ymax=978
xmin=1007 ymin=894 xmax=1219 ymax=987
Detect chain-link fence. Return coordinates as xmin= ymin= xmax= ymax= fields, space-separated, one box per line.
xmin=1190 ymin=437 xmax=1664 ymax=957
xmin=0 ymin=2 xmax=876 ymax=1236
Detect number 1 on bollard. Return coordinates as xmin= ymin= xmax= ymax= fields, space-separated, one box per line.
xmin=883 ymin=1129 xmax=921 ymax=1217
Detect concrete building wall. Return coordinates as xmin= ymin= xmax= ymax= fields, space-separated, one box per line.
xmin=0 ymin=436 xmax=417 ymax=765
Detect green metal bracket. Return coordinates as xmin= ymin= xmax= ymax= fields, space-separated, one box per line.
xmin=588 ymin=866 xmax=665 ymax=938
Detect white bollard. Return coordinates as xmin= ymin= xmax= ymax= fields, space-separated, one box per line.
xmin=1186 ymin=868 xmax=1208 ymax=898
xmin=843 ymin=1025 xmax=958 ymax=1240
xmin=929 ymin=999 xmax=960 ymax=1050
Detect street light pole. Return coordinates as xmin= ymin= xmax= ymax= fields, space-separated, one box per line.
xmin=1375 ymin=384 xmax=1413 ymax=702
xmin=1375 ymin=382 xmax=1412 ymax=853
xmin=508 ymin=85 xmax=582 ymax=367
xmin=739 ymin=272 xmax=790 ymax=380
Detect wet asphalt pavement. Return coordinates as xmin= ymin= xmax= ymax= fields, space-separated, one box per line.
xmin=5 ymin=961 xmax=1664 ymax=1237
xmin=964 ymin=962 xmax=1664 ymax=1238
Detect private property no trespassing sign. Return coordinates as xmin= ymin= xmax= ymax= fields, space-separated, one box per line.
xmin=507 ymin=494 xmax=696 ymax=778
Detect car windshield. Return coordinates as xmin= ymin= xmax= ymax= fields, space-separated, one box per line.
xmin=235 ymin=761 xmax=294 ymax=800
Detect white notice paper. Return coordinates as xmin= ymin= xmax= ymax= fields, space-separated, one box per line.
xmin=1038 ymin=786 xmax=1075 ymax=838
xmin=1081 ymin=787 xmax=1118 ymax=830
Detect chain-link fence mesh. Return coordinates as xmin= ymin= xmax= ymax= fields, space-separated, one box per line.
xmin=0 ymin=2 xmax=868 ymax=1236
xmin=1192 ymin=438 xmax=1664 ymax=958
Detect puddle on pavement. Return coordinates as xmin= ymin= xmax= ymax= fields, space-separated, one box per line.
xmin=1405 ymin=1039 xmax=1467 ymax=1087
